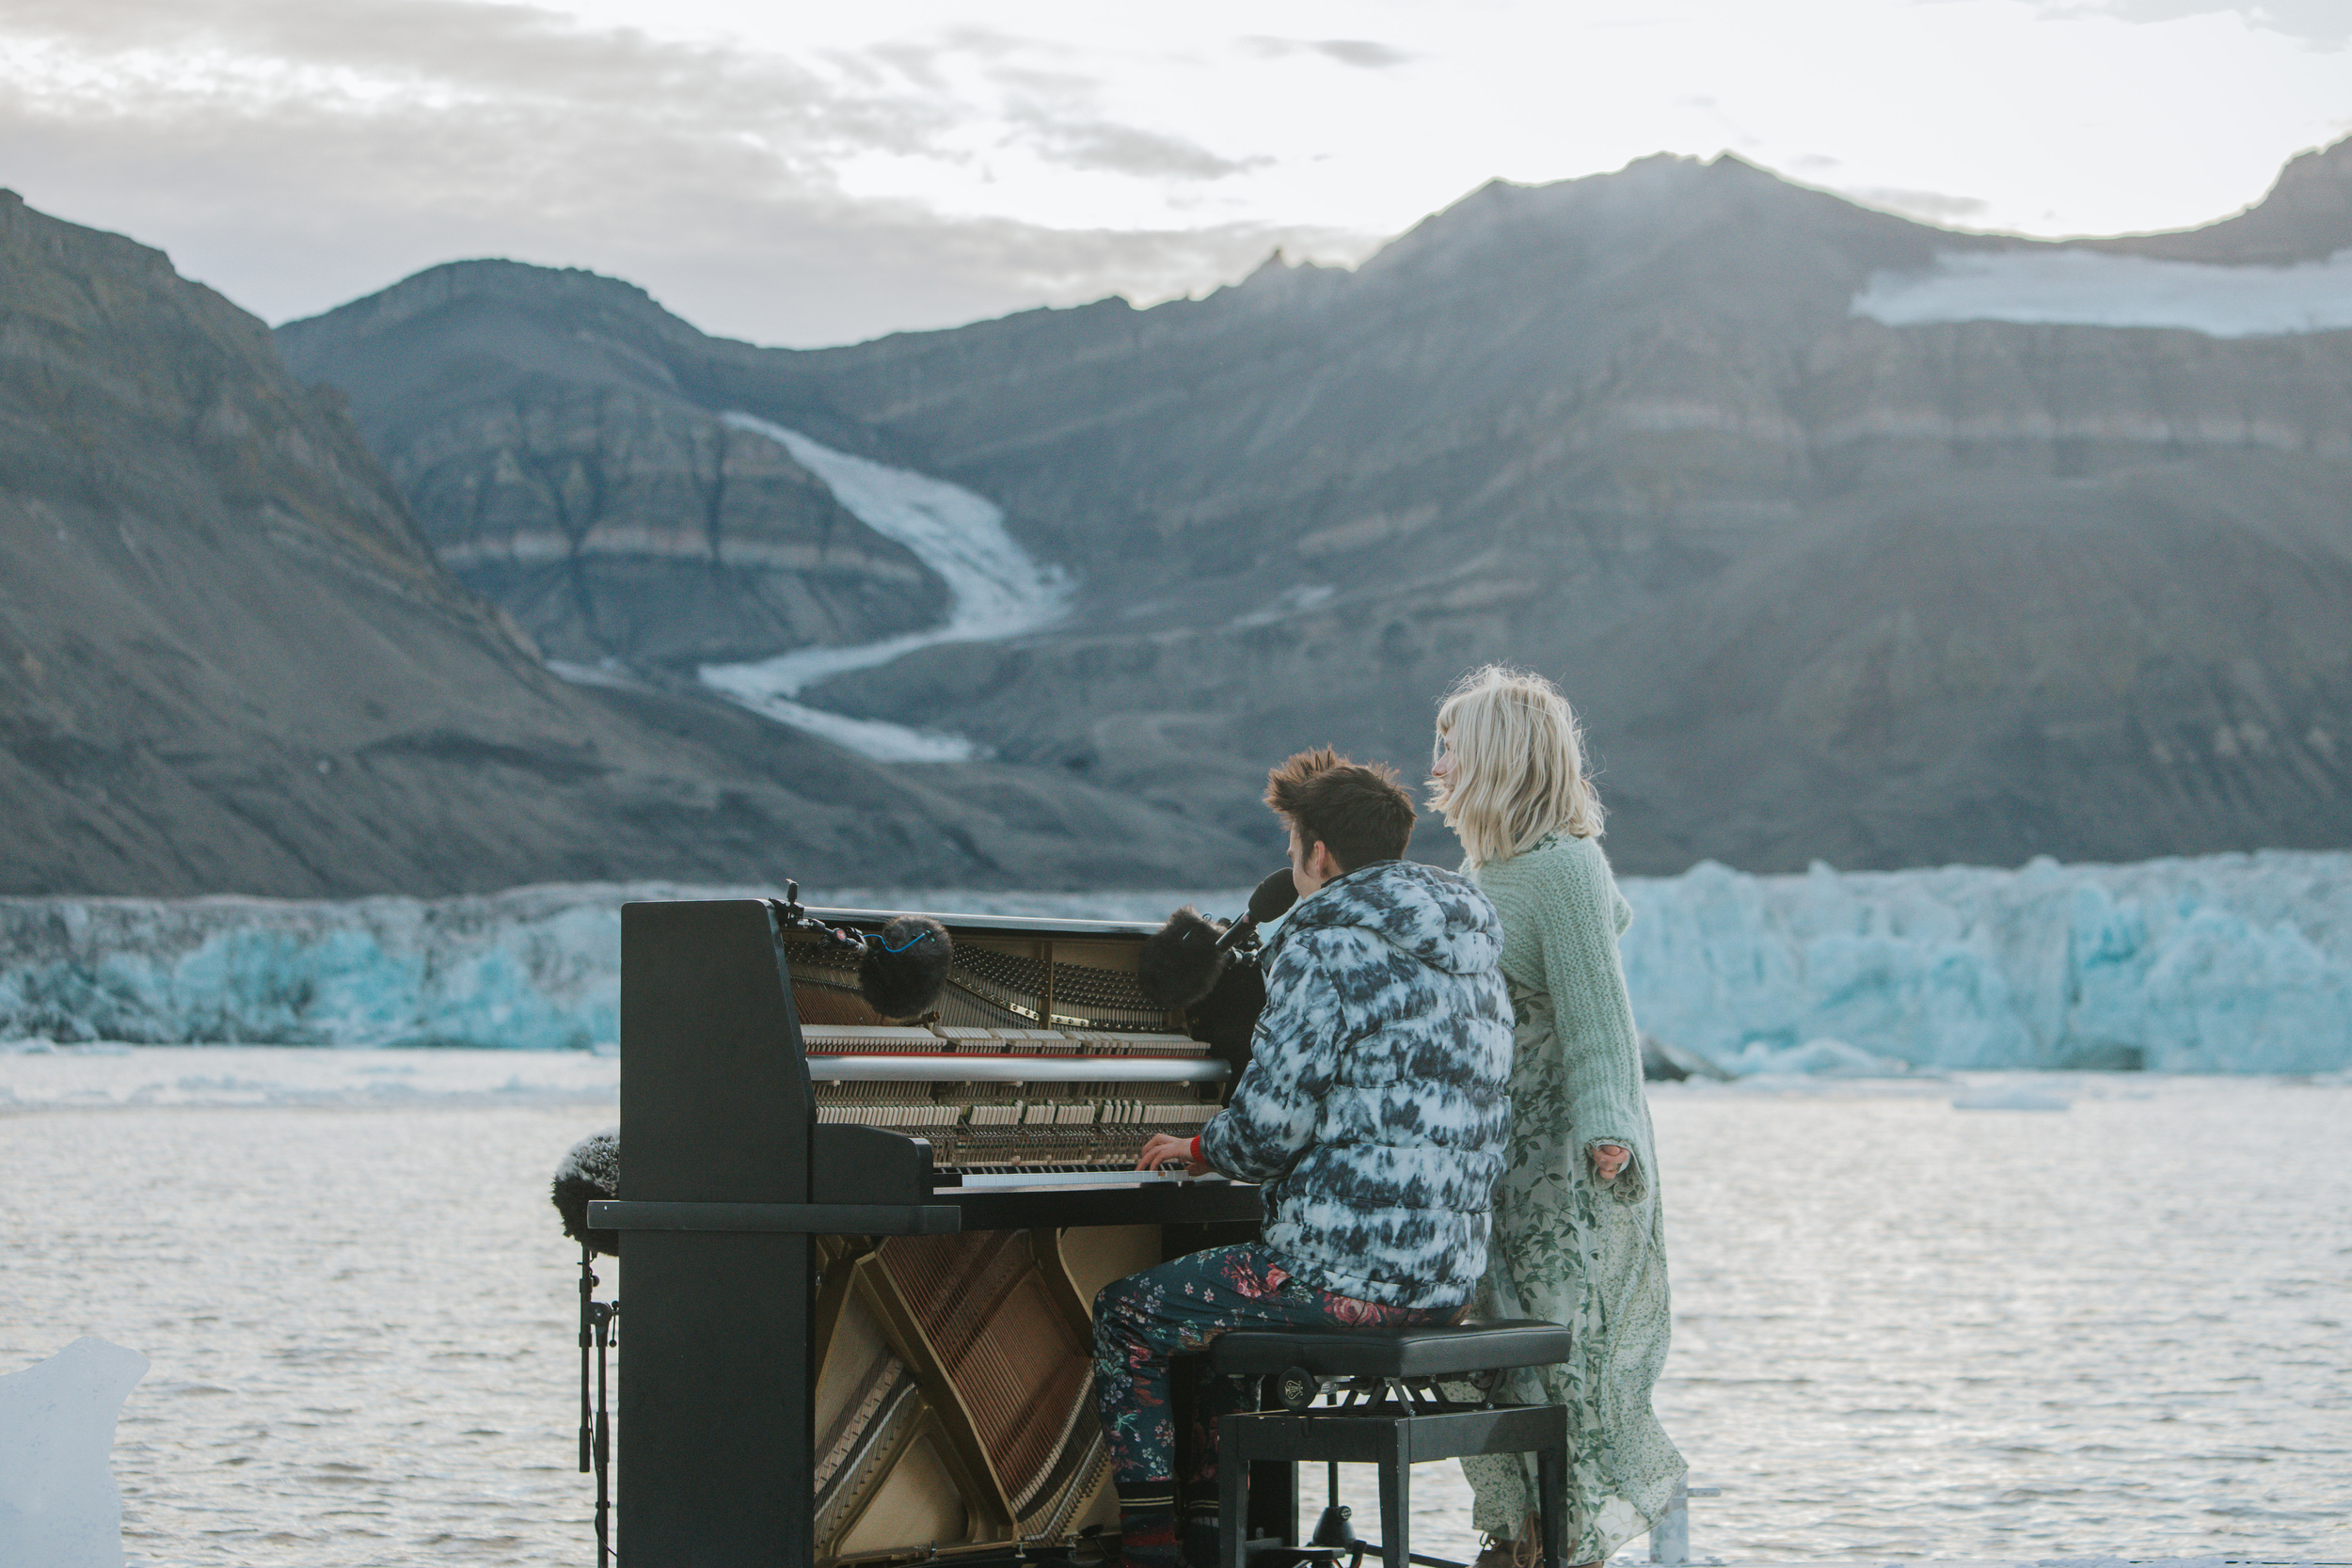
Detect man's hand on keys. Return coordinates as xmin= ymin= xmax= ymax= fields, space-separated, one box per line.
xmin=1136 ymin=1132 xmax=1210 ymax=1177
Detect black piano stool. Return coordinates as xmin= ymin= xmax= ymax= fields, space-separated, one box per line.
xmin=1210 ymin=1320 xmax=1574 ymax=1568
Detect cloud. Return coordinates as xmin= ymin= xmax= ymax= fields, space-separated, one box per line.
xmin=2026 ymin=0 xmax=2351 ymax=48
xmin=1845 ymin=186 xmax=1993 ymax=224
xmin=1239 ymin=35 xmax=1417 ymax=69
xmin=0 ymin=0 xmax=1366 ymax=342
xmin=2 ymin=0 xmax=943 ymax=178
xmin=0 ymin=78 xmax=1367 ymax=346
xmin=1310 ymin=39 xmax=1417 ymax=69
xmin=1010 ymin=111 xmax=1266 ymax=180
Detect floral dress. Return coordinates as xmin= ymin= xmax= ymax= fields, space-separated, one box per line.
xmin=1455 ymin=834 xmax=1685 ymax=1563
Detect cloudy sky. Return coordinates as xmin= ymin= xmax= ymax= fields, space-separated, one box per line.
xmin=5 ymin=0 xmax=2347 ymax=346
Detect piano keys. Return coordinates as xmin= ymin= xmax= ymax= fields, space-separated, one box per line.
xmin=591 ymin=898 xmax=1284 ymax=1568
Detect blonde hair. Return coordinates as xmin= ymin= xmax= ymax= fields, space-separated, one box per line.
xmin=1428 ymin=665 xmax=1603 ymax=868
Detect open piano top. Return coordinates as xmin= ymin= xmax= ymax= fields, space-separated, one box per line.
xmin=604 ymin=898 xmax=1280 ymax=1568
xmin=787 ymin=908 xmax=1245 ymax=1191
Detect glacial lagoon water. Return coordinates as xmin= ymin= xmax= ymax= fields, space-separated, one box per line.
xmin=2 ymin=1052 xmax=2344 ymax=1566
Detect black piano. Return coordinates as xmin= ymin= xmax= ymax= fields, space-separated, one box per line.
xmin=589 ymin=898 xmax=1291 ymax=1566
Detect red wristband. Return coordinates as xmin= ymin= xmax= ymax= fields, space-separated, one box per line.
xmin=1189 ymin=1135 xmax=1203 ymax=1164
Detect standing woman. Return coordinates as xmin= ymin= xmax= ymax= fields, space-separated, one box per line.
xmin=1428 ymin=666 xmax=1685 ymax=1568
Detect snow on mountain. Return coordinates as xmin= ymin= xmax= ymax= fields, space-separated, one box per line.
xmin=2 ymin=852 xmax=2345 ymax=1073
xmin=1853 ymin=247 xmax=2352 ymax=337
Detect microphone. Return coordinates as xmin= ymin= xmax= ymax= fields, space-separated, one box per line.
xmin=1216 ymin=868 xmax=1299 ymax=954
xmin=1190 ymin=954 xmax=1266 ymax=1078
xmin=858 ymin=914 xmax=953 ymax=1021
xmin=770 ymin=883 xmax=955 ymax=1022
xmin=552 ymin=1128 xmax=621 ymax=1257
xmin=1136 ymin=906 xmax=1231 ymax=1010
xmin=1137 ymin=868 xmax=1298 ymax=1011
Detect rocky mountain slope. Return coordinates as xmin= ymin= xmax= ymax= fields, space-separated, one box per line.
xmin=281 ymin=142 xmax=2352 ymax=876
xmin=275 ymin=264 xmax=946 ymax=667
xmin=2090 ymin=134 xmax=2352 ymax=264
xmin=0 ymin=193 xmax=1267 ymax=896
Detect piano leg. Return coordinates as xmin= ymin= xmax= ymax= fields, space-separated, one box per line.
xmin=1376 ymin=1426 xmax=1410 ymax=1568
xmin=615 ymin=1230 xmax=814 ymax=1565
xmin=1219 ymin=1431 xmax=1248 ymax=1568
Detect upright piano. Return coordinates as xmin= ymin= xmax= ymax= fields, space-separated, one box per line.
xmin=589 ymin=898 xmax=1288 ymax=1567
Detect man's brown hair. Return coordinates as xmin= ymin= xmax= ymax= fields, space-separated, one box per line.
xmin=1263 ymin=747 xmax=1417 ymax=873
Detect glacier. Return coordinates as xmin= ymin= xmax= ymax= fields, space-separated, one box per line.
xmin=0 ymin=881 xmax=770 ymax=1053
xmin=1618 ymin=852 xmax=2352 ymax=1074
xmin=2 ymin=851 xmax=2346 ymax=1072
xmin=1851 ymin=245 xmax=2352 ymax=337
xmin=695 ymin=415 xmax=1073 ymax=762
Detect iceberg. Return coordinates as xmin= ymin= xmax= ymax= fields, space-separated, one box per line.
xmin=0 ymin=1337 xmax=149 ymax=1568
xmin=1950 ymin=1085 xmax=2072 ymax=1111
xmin=1717 ymin=1037 xmax=1916 ymax=1078
xmin=0 ymin=851 xmax=2345 ymax=1071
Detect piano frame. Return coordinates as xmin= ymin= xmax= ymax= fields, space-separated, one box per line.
xmin=589 ymin=898 xmax=1296 ymax=1567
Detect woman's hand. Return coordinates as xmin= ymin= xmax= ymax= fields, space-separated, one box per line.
xmin=1589 ymin=1144 xmax=1631 ymax=1181
xmin=1136 ymin=1132 xmax=1209 ymax=1178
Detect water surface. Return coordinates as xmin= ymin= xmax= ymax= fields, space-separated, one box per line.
xmin=2 ymin=1058 xmax=2344 ymax=1564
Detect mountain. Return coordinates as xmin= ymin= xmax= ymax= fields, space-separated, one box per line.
xmin=280 ymin=143 xmax=2352 ymax=876
xmin=2090 ymin=135 xmax=2352 ymax=265
xmin=0 ymin=192 xmax=1267 ymax=896
xmin=275 ymin=263 xmax=946 ymax=667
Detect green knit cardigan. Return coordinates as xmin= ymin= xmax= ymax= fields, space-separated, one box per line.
xmin=1473 ymin=831 xmax=1658 ymax=1205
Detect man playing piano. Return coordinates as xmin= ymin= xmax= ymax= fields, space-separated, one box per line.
xmin=1100 ymin=747 xmax=1516 ymax=1568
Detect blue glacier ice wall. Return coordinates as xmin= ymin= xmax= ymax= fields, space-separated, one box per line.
xmin=1616 ymin=852 xmax=2352 ymax=1073
xmin=2 ymin=852 xmax=2346 ymax=1069
xmin=0 ymin=883 xmax=759 ymax=1051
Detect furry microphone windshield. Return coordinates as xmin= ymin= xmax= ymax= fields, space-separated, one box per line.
xmin=1137 ymin=906 xmax=1231 ymax=1009
xmin=552 ymin=1128 xmax=621 ymax=1257
xmin=859 ymin=915 xmax=952 ymax=1021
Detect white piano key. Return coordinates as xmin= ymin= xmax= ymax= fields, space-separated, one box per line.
xmin=807 ymin=1054 xmax=1229 ymax=1084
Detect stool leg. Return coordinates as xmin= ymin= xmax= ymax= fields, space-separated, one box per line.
xmin=1535 ymin=1433 xmax=1567 ymax=1568
xmin=1217 ymin=1415 xmax=1247 ymax=1568
xmin=1375 ymin=1427 xmax=1409 ymax=1568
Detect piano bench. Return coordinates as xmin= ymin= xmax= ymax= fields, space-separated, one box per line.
xmin=1208 ymin=1321 xmax=1572 ymax=1568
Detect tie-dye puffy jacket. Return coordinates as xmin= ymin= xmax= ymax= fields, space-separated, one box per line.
xmin=1198 ymin=858 xmax=1515 ymax=1308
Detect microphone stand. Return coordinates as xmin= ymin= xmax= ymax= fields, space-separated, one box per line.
xmin=578 ymin=1244 xmax=618 ymax=1564
xmin=769 ymin=879 xmax=875 ymax=957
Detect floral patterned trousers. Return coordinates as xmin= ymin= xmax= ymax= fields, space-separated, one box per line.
xmin=1091 ymin=1243 xmax=1459 ymax=1487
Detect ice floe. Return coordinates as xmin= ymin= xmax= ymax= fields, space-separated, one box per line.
xmin=0 ymin=1337 xmax=148 ymax=1568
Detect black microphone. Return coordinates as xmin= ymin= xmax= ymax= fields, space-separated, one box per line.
xmin=1138 ymin=868 xmax=1298 ymax=1010
xmin=1215 ymin=868 xmax=1300 ymax=954
xmin=770 ymin=884 xmax=955 ymax=1022
xmin=1190 ymin=954 xmax=1267 ymax=1078
xmin=858 ymin=914 xmax=953 ymax=1021
xmin=551 ymin=1128 xmax=621 ymax=1257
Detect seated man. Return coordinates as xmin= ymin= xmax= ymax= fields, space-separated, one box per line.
xmin=1096 ymin=747 xmax=1516 ymax=1568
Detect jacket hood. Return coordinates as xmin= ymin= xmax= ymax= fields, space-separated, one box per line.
xmin=1281 ymin=859 xmax=1503 ymax=976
